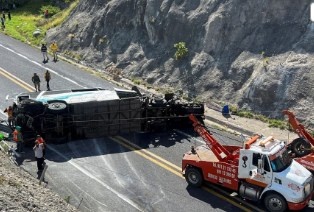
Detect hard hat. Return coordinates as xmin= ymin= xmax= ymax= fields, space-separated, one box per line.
xmin=15 ymin=126 xmax=21 ymax=131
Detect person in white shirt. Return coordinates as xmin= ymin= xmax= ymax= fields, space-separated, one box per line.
xmin=33 ymin=141 xmax=45 ymax=171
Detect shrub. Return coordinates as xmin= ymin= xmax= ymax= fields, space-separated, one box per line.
xmin=40 ymin=5 xmax=61 ymax=17
xmin=174 ymin=42 xmax=188 ymax=60
xmin=131 ymin=78 xmax=142 ymax=85
xmin=237 ymin=110 xmax=254 ymax=119
xmin=229 ymin=105 xmax=238 ymax=115
xmin=268 ymin=119 xmax=287 ymax=130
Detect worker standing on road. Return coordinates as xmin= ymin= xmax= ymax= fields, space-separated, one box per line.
xmin=35 ymin=135 xmax=46 ymax=157
xmin=32 ymin=73 xmax=41 ymax=92
xmin=13 ymin=126 xmax=24 ymax=153
xmin=50 ymin=41 xmax=58 ymax=62
xmin=33 ymin=140 xmax=45 ymax=171
xmin=44 ymin=70 xmax=51 ymax=91
xmin=41 ymin=43 xmax=49 ymax=63
xmin=3 ymin=106 xmax=14 ymax=128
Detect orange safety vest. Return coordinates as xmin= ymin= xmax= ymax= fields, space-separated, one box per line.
xmin=13 ymin=130 xmax=18 ymax=142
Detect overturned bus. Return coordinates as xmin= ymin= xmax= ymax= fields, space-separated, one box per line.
xmin=11 ymin=87 xmax=204 ymax=143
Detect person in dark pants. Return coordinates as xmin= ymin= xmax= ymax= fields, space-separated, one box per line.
xmin=8 ymin=11 xmax=11 ymax=20
xmin=44 ymin=70 xmax=51 ymax=91
xmin=0 ymin=17 xmax=5 ymax=30
xmin=32 ymin=73 xmax=41 ymax=92
xmin=33 ymin=140 xmax=45 ymax=171
xmin=41 ymin=44 xmax=49 ymax=62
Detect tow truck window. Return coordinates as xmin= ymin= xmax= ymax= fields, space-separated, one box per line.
xmin=253 ymin=153 xmax=270 ymax=172
xmin=270 ymin=149 xmax=292 ymax=172
xmin=252 ymin=153 xmax=261 ymax=166
xmin=263 ymin=156 xmax=270 ymax=172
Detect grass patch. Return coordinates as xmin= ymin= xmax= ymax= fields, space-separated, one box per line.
xmin=3 ymin=0 xmax=79 ymax=46
xmin=64 ymin=195 xmax=71 ymax=203
xmin=131 ymin=78 xmax=142 ymax=85
xmin=222 ymin=103 xmax=288 ymax=130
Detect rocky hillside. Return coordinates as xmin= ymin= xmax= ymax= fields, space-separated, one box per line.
xmin=47 ymin=0 xmax=314 ymax=127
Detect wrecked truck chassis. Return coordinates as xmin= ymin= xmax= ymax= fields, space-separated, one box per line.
xmin=11 ymin=88 xmax=204 ymax=143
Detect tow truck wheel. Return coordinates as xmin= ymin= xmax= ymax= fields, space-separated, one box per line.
xmin=264 ymin=193 xmax=287 ymax=212
xmin=291 ymin=138 xmax=312 ymax=157
xmin=185 ymin=167 xmax=203 ymax=187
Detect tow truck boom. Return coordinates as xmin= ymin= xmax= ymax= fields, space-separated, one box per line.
xmin=188 ymin=114 xmax=237 ymax=164
xmin=283 ymin=110 xmax=314 ymax=145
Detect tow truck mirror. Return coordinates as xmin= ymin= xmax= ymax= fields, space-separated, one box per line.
xmin=257 ymin=159 xmax=264 ymax=174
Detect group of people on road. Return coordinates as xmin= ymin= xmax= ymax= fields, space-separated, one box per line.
xmin=32 ymin=70 xmax=51 ymax=92
xmin=41 ymin=41 xmax=59 ymax=63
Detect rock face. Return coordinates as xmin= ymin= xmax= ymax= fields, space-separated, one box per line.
xmin=47 ymin=0 xmax=314 ymax=126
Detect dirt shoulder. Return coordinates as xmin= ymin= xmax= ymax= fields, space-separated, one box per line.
xmin=205 ymin=107 xmax=298 ymax=142
xmin=0 ymin=150 xmax=77 ymax=212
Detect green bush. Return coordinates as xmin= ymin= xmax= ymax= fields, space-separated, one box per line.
xmin=254 ymin=114 xmax=269 ymax=123
xmin=40 ymin=5 xmax=61 ymax=17
xmin=268 ymin=119 xmax=287 ymax=130
xmin=229 ymin=105 xmax=238 ymax=115
xmin=174 ymin=42 xmax=188 ymax=60
xmin=237 ymin=110 xmax=254 ymax=119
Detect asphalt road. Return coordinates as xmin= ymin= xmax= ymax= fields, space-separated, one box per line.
xmin=0 ymin=33 xmax=313 ymax=212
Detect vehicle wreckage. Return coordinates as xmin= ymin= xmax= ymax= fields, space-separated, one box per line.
xmin=9 ymin=87 xmax=204 ymax=143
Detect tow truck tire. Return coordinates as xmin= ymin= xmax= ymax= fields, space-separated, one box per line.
xmin=264 ymin=193 xmax=287 ymax=212
xmin=290 ymin=138 xmax=312 ymax=157
xmin=185 ymin=167 xmax=203 ymax=187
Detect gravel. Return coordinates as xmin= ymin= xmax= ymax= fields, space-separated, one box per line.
xmin=0 ymin=150 xmax=78 ymax=212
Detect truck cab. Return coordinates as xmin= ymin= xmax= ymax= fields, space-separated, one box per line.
xmin=182 ymin=115 xmax=313 ymax=212
xmin=239 ymin=136 xmax=313 ymax=211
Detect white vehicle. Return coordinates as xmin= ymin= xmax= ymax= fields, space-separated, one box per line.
xmin=9 ymin=88 xmax=204 ymax=143
xmin=183 ymin=115 xmax=313 ymax=212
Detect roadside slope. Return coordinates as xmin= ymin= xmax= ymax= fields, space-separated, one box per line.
xmin=0 ymin=150 xmax=78 ymax=212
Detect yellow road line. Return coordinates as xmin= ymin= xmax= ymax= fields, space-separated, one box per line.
xmin=110 ymin=136 xmax=183 ymax=178
xmin=111 ymin=136 xmax=253 ymax=212
xmin=116 ymin=135 xmax=181 ymax=172
xmin=0 ymin=67 xmax=34 ymax=92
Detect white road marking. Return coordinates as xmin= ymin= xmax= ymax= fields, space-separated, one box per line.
xmin=47 ymin=145 xmax=143 ymax=211
xmin=0 ymin=43 xmax=86 ymax=88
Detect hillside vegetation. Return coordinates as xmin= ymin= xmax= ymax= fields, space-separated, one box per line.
xmin=2 ymin=0 xmax=313 ymax=128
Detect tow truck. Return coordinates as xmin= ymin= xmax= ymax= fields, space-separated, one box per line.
xmin=283 ymin=110 xmax=314 ymax=172
xmin=182 ymin=114 xmax=313 ymax=212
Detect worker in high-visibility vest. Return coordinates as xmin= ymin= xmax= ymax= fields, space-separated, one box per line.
xmin=50 ymin=41 xmax=59 ymax=62
xmin=13 ymin=126 xmax=24 ymax=153
xmin=4 ymin=106 xmax=14 ymax=128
